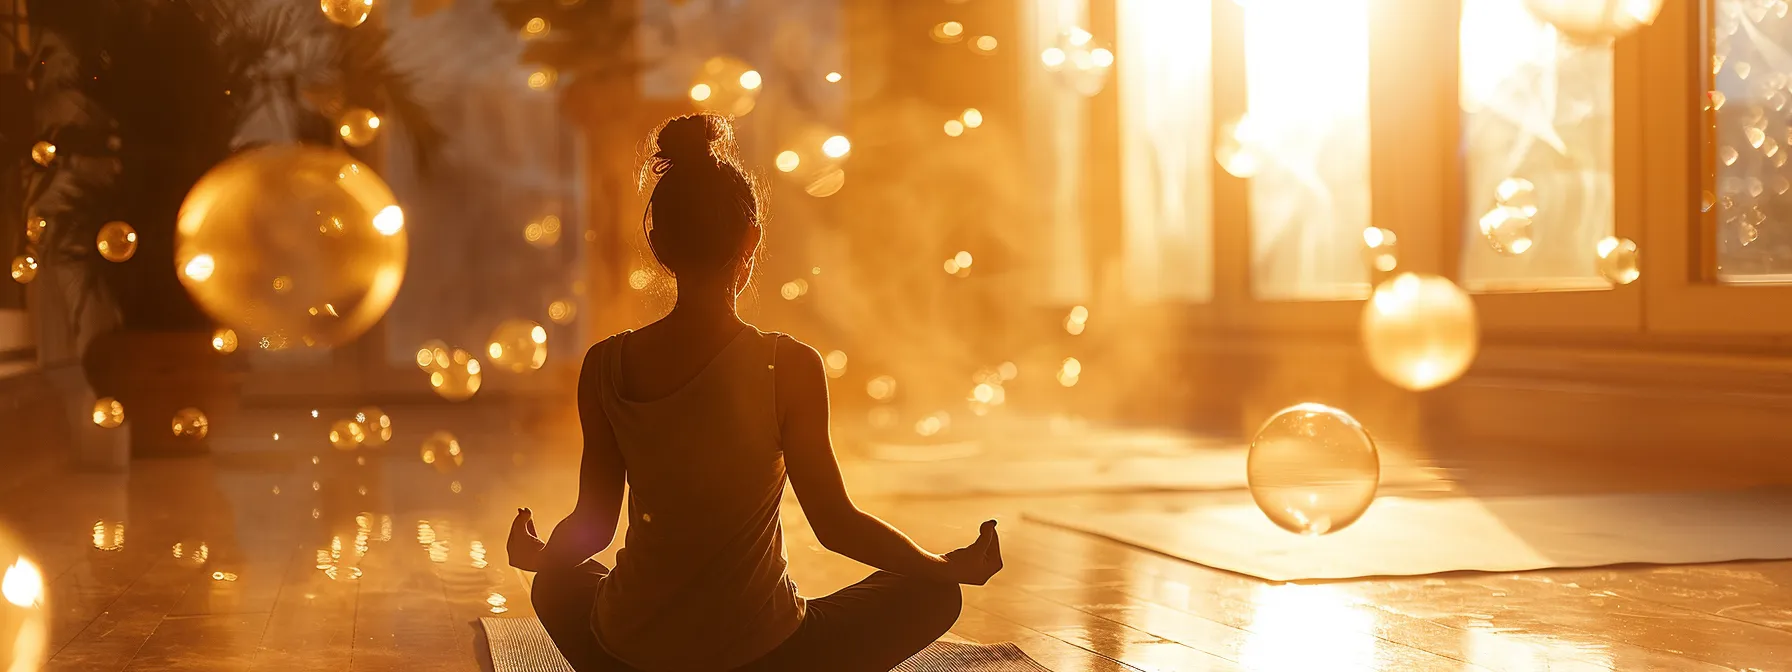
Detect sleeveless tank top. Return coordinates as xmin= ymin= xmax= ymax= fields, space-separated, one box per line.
xmin=590 ymin=327 xmax=805 ymax=671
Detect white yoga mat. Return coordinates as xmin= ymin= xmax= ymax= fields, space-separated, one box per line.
xmin=1027 ymin=489 xmax=1792 ymax=582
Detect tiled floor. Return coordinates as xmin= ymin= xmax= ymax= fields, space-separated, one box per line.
xmin=5 ymin=406 xmax=1792 ymax=671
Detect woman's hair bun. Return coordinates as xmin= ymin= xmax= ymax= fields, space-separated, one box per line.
xmin=654 ymin=113 xmax=727 ymax=167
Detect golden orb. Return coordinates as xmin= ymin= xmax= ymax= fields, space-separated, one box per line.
xmin=487 ymin=319 xmax=548 ymax=373
xmin=336 ymin=108 xmax=381 ymax=148
xmin=320 ymin=0 xmax=373 ymax=27
xmin=9 ymin=255 xmax=37 ymax=284
xmin=354 ymin=407 xmax=393 ymax=446
xmin=92 ymin=398 xmax=125 ymax=428
xmin=1596 ymin=236 xmax=1640 ymax=285
xmin=211 ymin=328 xmax=238 ymax=354
xmin=690 ymin=56 xmax=760 ymax=117
xmin=1361 ymin=273 xmax=1479 ymax=391
xmin=328 ymin=419 xmax=365 ymax=450
xmin=415 ymin=339 xmax=450 ymax=371
xmin=29 ymin=141 xmax=55 ymax=167
xmin=429 ymin=348 xmax=482 ymax=401
xmin=96 ymin=221 xmax=138 ymax=262
xmin=24 ymin=218 xmax=46 ymax=245
xmin=171 ymin=408 xmax=209 ymax=439
xmin=547 ymin=299 xmax=577 ymax=325
xmin=420 ymin=431 xmax=464 ymax=472
xmin=1247 ymin=403 xmax=1379 ymax=535
xmin=175 ymin=145 xmax=407 ymax=348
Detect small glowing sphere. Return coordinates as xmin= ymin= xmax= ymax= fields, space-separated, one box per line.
xmin=547 ymin=299 xmax=577 ymax=325
xmin=24 ymin=218 xmax=47 ymax=245
xmin=1057 ymin=357 xmax=1082 ymax=388
xmin=420 ymin=431 xmax=464 ymax=472
xmin=1246 ymin=403 xmax=1379 ymax=536
xmin=171 ymin=408 xmax=210 ymax=439
xmin=527 ymin=69 xmax=557 ymax=91
xmin=211 ymin=328 xmax=238 ymax=353
xmin=354 ymin=407 xmax=393 ymax=446
xmin=329 ymin=419 xmax=365 ymax=450
xmin=9 ymin=255 xmax=37 ymax=284
xmin=337 ymin=108 xmax=382 ymax=148
xmin=29 ymin=141 xmax=55 ymax=167
xmin=1362 ymin=227 xmax=1399 ymax=274
xmin=488 ymin=319 xmax=548 ymax=373
xmin=1494 ymin=177 xmax=1539 ymax=217
xmin=1044 ymin=28 xmax=1113 ymax=96
xmin=931 ymin=21 xmax=965 ymax=43
xmin=825 ymin=71 xmax=842 ymax=83
xmin=92 ymin=398 xmax=125 ymax=428
xmin=320 ymin=0 xmax=373 ymax=28
xmin=821 ymin=135 xmax=851 ymax=159
xmin=944 ymin=120 xmax=965 ymax=137
xmin=0 ymin=539 xmax=49 ymax=672
xmin=1522 ymin=0 xmax=1663 ymax=43
xmin=175 ymin=145 xmax=407 ymax=348
xmin=690 ymin=56 xmax=759 ymax=117
xmin=522 ymin=17 xmax=550 ymax=38
xmin=1477 ymin=207 xmax=1535 ymax=256
xmin=96 ymin=221 xmax=138 ymax=262
xmin=972 ymin=35 xmax=999 ymax=53
xmin=1361 ymin=273 xmax=1479 ymax=391
xmin=961 ymin=108 xmax=983 ymax=128
xmin=1040 ymin=47 xmax=1066 ymax=68
xmin=416 ymin=339 xmax=450 ymax=371
xmin=1216 ymin=115 xmax=1261 ymax=178
xmin=823 ymin=350 xmax=848 ymax=378
xmin=866 ymin=375 xmax=897 ymax=401
xmin=430 ymin=348 xmax=483 ymax=400
xmin=954 ymin=250 xmax=973 ymax=267
xmin=775 ymin=151 xmax=801 ymax=173
xmin=1596 ymin=236 xmax=1640 ymax=285
xmin=524 ymin=215 xmax=563 ymax=248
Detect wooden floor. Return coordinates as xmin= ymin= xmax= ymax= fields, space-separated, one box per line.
xmin=5 ymin=407 xmax=1792 ymax=671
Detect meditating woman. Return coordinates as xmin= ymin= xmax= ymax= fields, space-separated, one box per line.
xmin=507 ymin=112 xmax=1003 ymax=672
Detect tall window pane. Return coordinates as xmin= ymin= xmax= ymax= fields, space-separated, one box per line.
xmin=1245 ymin=0 xmax=1372 ymax=300
xmin=1459 ymin=0 xmax=1614 ymax=292
xmin=1119 ymin=0 xmax=1213 ymax=302
xmin=1713 ymin=0 xmax=1792 ymax=282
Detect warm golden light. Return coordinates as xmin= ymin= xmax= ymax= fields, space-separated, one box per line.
xmin=523 ymin=16 xmax=549 ymax=36
xmin=821 ymin=135 xmax=851 ymax=159
xmin=329 ymin=419 xmax=365 ymax=450
xmin=2 ymin=556 xmax=43 ymax=608
xmin=355 ymin=407 xmax=393 ymax=446
xmin=931 ymin=21 xmax=965 ymax=43
xmin=1056 ymin=357 xmax=1082 ymax=387
xmin=91 ymin=521 xmax=125 ymax=551
xmin=1361 ymin=274 xmax=1479 ymax=391
xmin=690 ymin=56 xmax=761 ymax=117
xmin=171 ymin=408 xmax=210 ymax=439
xmin=825 ymin=71 xmax=842 ymax=83
xmin=775 ymin=150 xmax=801 ymax=172
xmin=25 ymin=217 xmax=47 ymax=245
xmin=690 ymin=83 xmax=713 ymax=101
xmin=10 ymin=255 xmax=38 ymax=284
xmin=175 ymin=145 xmax=406 ymax=347
xmin=738 ymin=70 xmax=762 ymax=90
xmin=866 ymin=375 xmax=897 ymax=401
xmin=527 ymin=69 xmax=556 ymax=90
xmin=96 ymin=221 xmax=138 ymax=262
xmin=1090 ymin=47 xmax=1114 ymax=68
xmin=1523 ymin=0 xmax=1664 ymax=42
xmin=430 ymin=348 xmax=483 ymax=400
xmin=337 ymin=108 xmax=382 ymax=147
xmin=823 ymin=350 xmax=848 ymax=378
xmin=211 ymin=328 xmax=238 ymax=354
xmin=943 ymin=120 xmax=965 ymax=137
xmin=1595 ymin=236 xmax=1639 ymax=285
xmin=1241 ymin=584 xmax=1376 ymax=669
xmin=953 ymin=250 xmax=973 ymax=267
xmin=30 ymin=140 xmax=55 ymax=166
xmin=548 ymin=299 xmax=577 ymax=324
xmin=1040 ymin=47 xmax=1066 ymax=68
xmin=961 ymin=108 xmax=983 ymax=128
xmin=1247 ymin=403 xmax=1379 ymax=536
xmin=320 ymin=0 xmax=373 ymax=27
xmin=92 ymin=398 xmax=125 ymax=428
xmin=421 ymin=431 xmax=464 ymax=471
xmin=972 ymin=35 xmax=998 ymax=52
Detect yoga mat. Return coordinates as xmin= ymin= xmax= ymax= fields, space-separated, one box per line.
xmin=1026 ymin=489 xmax=1792 ymax=582
xmin=479 ymin=617 xmax=1049 ymax=672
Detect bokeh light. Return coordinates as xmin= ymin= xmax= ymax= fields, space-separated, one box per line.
xmin=866 ymin=375 xmax=897 ymax=401
xmin=354 ymin=407 xmax=393 ymax=446
xmin=1246 ymin=403 xmax=1379 ymax=535
xmin=92 ymin=398 xmax=124 ymax=428
xmin=171 ymin=408 xmax=209 ymax=439
xmin=930 ymin=21 xmax=965 ymax=43
xmin=175 ymin=145 xmax=407 ymax=348
xmin=824 ymin=350 xmax=848 ymax=378
xmin=961 ymin=108 xmax=983 ymax=128
xmin=1596 ymin=236 xmax=1640 ymax=285
xmin=690 ymin=56 xmax=760 ymax=117
xmin=337 ymin=108 xmax=382 ymax=148
xmin=488 ymin=319 xmax=548 ymax=373
xmin=420 ymin=431 xmax=464 ymax=472
xmin=547 ymin=299 xmax=577 ymax=325
xmin=320 ymin=0 xmax=373 ymax=28
xmin=1522 ymin=0 xmax=1663 ymax=43
xmin=821 ymin=135 xmax=851 ymax=159
xmin=211 ymin=328 xmax=238 ymax=354
xmin=329 ymin=419 xmax=365 ymax=450
xmin=0 ymin=539 xmax=48 ymax=672
xmin=9 ymin=255 xmax=37 ymax=284
xmin=527 ymin=69 xmax=557 ymax=91
xmin=416 ymin=339 xmax=450 ymax=371
xmin=1362 ymin=227 xmax=1399 ymax=274
xmin=1042 ymin=27 xmax=1113 ymax=96
xmin=24 ymin=218 xmax=46 ymax=245
xmin=1361 ymin=273 xmax=1479 ymax=391
xmin=29 ymin=141 xmax=55 ymax=167
xmin=1216 ymin=115 xmax=1262 ymax=178
xmin=1056 ymin=357 xmax=1081 ymax=387
xmin=429 ymin=348 xmax=483 ymax=400
xmin=96 ymin=221 xmax=138 ymax=262
xmin=825 ymin=71 xmax=842 ymax=83
xmin=739 ymin=70 xmax=762 ymax=90
xmin=522 ymin=16 xmax=550 ymax=38
xmin=944 ymin=120 xmax=965 ymax=137
xmin=971 ymin=35 xmax=999 ymax=53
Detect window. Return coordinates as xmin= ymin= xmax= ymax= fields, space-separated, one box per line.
xmin=1243 ymin=0 xmax=1373 ymax=300
xmin=1459 ymin=0 xmax=1616 ymax=293
xmin=1118 ymin=0 xmax=1213 ymax=302
xmin=1711 ymin=0 xmax=1792 ymax=282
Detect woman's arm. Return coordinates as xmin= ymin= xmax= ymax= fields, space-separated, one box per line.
xmin=779 ymin=338 xmax=996 ymax=583
xmin=540 ymin=344 xmax=628 ymax=568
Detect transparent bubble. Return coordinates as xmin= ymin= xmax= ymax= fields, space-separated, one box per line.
xmin=9 ymin=255 xmax=37 ymax=284
xmin=91 ymin=398 xmax=124 ymax=428
xmin=320 ymin=0 xmax=372 ymax=28
xmin=1494 ymin=177 xmax=1538 ymax=217
xmin=96 ymin=221 xmax=138 ymax=262
xmin=175 ymin=146 xmax=406 ymax=347
xmin=1477 ymin=206 xmax=1534 ymax=256
xmin=1596 ymin=236 xmax=1640 ymax=285
xmin=1360 ymin=273 xmax=1479 ymax=391
xmin=487 ymin=320 xmax=547 ymax=373
xmin=430 ymin=348 xmax=482 ymax=401
xmin=547 ymin=299 xmax=577 ymax=325
xmin=420 ymin=431 xmax=464 ymax=472
xmin=1246 ymin=403 xmax=1379 ymax=536
xmin=329 ymin=419 xmax=365 ymax=450
xmin=171 ymin=408 xmax=210 ymax=439
xmin=355 ymin=407 xmax=392 ymax=446
xmin=337 ymin=108 xmax=381 ymax=148
xmin=211 ymin=328 xmax=238 ymax=354
xmin=28 ymin=141 xmax=54 ymax=167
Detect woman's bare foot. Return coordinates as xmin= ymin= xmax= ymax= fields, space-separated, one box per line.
xmin=507 ymin=508 xmax=547 ymax=572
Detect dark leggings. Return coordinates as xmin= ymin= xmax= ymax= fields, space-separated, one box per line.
xmin=532 ymin=563 xmax=962 ymax=672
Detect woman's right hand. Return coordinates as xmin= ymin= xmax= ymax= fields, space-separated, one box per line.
xmin=942 ymin=520 xmax=1003 ymax=585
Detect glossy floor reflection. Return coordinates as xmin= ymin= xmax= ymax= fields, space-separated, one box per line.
xmin=2 ymin=406 xmax=1790 ymax=671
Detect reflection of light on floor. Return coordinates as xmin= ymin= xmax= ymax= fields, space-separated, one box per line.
xmin=1240 ymin=584 xmax=1374 ymax=671
xmin=1463 ymin=622 xmax=1612 ymax=671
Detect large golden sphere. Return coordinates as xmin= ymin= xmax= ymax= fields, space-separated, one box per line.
xmin=175 ymin=145 xmax=407 ymax=348
xmin=1360 ymin=273 xmax=1479 ymax=391
xmin=487 ymin=320 xmax=547 ymax=373
xmin=1 ymin=531 xmax=50 ymax=672
xmin=1247 ymin=403 xmax=1379 ymax=536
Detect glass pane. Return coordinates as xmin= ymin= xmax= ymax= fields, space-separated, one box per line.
xmin=1021 ymin=0 xmax=1094 ymax=304
xmin=1119 ymin=0 xmax=1213 ymax=302
xmin=1459 ymin=0 xmax=1614 ymax=292
xmin=1713 ymin=1 xmax=1792 ymax=282
xmin=1245 ymin=0 xmax=1372 ymax=300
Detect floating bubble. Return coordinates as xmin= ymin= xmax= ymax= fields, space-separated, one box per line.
xmin=29 ymin=141 xmax=55 ymax=167
xmin=329 ymin=419 xmax=365 ymax=450
xmin=1246 ymin=403 xmax=1379 ymax=535
xmin=211 ymin=328 xmax=238 ymax=354
xmin=175 ymin=145 xmax=407 ymax=348
xmin=1360 ymin=273 xmax=1479 ymax=391
xmin=487 ymin=320 xmax=548 ymax=373
xmin=96 ymin=221 xmax=138 ymax=262
xmin=1477 ymin=207 xmax=1534 ymax=256
xmin=1595 ymin=236 xmax=1640 ymax=285
xmin=547 ymin=299 xmax=577 ymax=325
xmin=92 ymin=398 xmax=124 ymax=429
xmin=171 ymin=408 xmax=209 ymax=439
xmin=1362 ymin=227 xmax=1399 ymax=274
xmin=416 ymin=339 xmax=450 ymax=372
xmin=10 ymin=255 xmax=37 ymax=284
xmin=337 ymin=108 xmax=381 ymax=148
xmin=430 ymin=348 xmax=482 ymax=401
